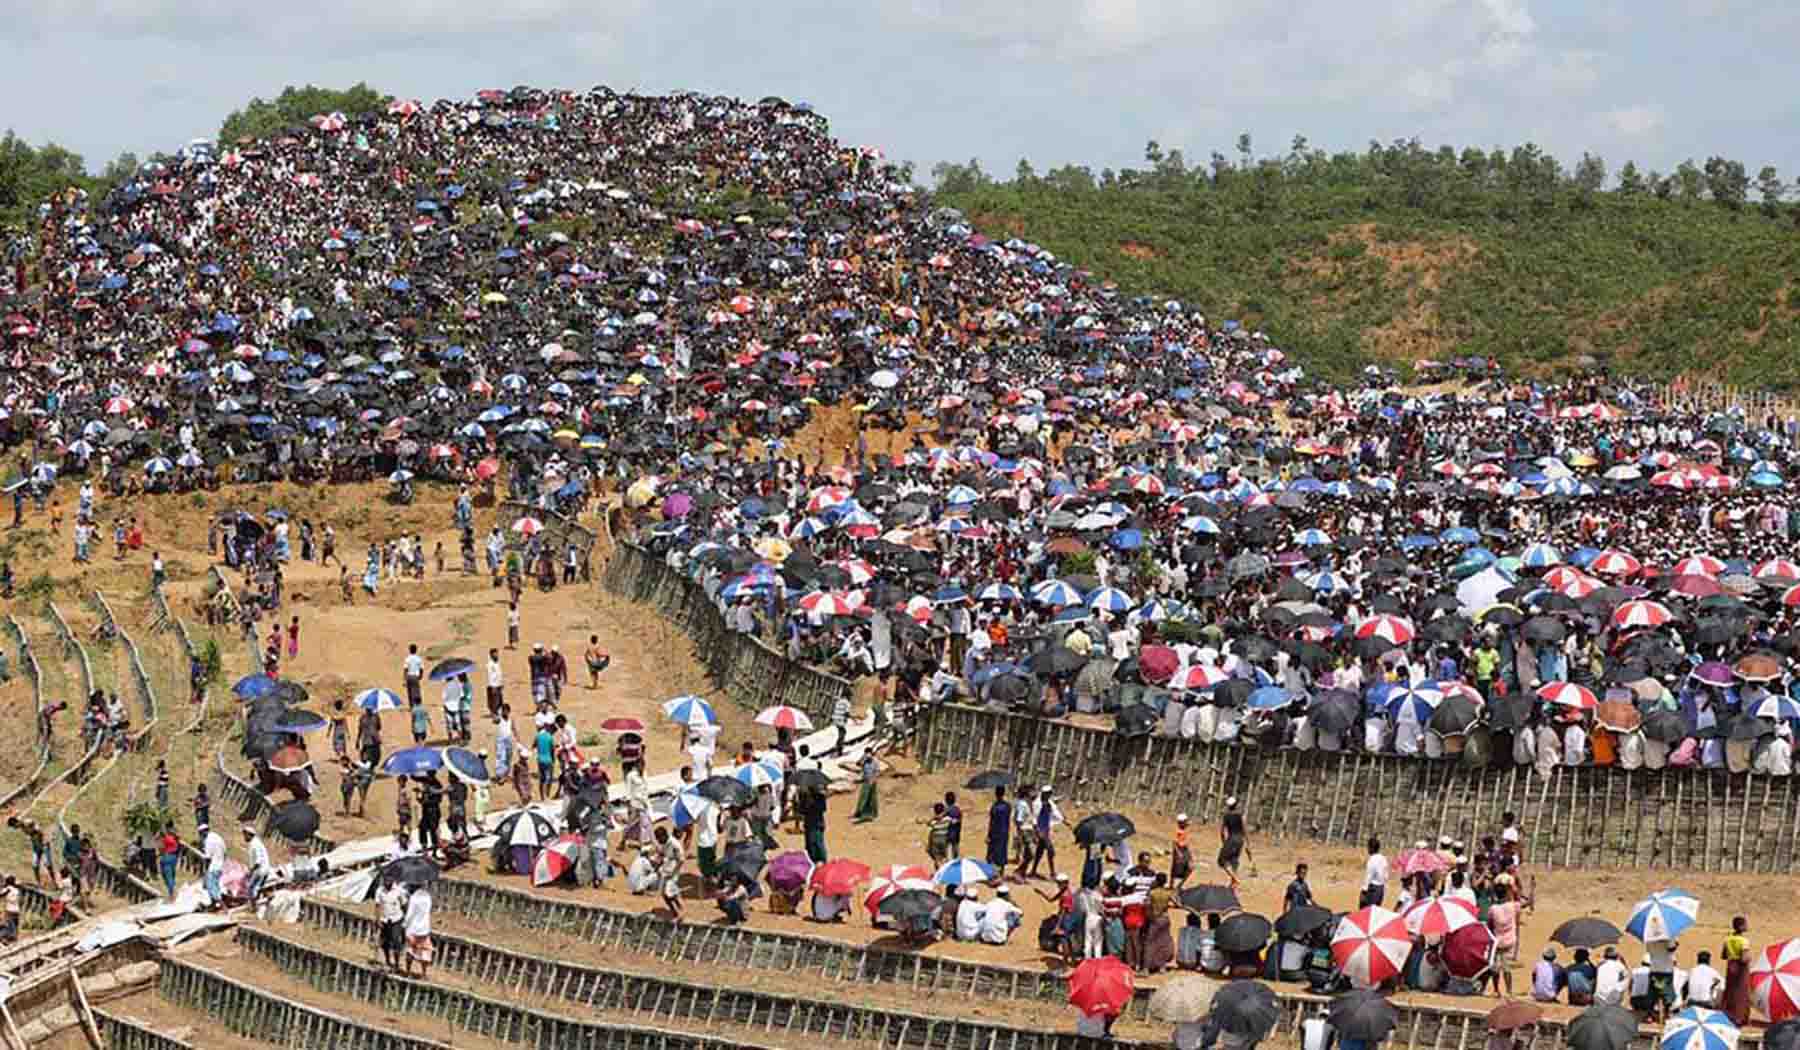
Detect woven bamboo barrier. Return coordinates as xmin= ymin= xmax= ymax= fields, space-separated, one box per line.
xmin=89 ymin=589 xmax=158 ymax=748
xmin=0 ymin=614 xmax=52 ymax=809
xmin=229 ymin=924 xmax=820 ymax=1050
xmin=915 ymin=703 xmax=1800 ymax=874
xmin=211 ymin=747 xmax=336 ymax=856
xmin=158 ymin=957 xmax=454 ymax=1050
xmin=602 ymin=544 xmax=853 ymax=726
xmin=93 ymin=1010 xmax=196 ymax=1050
xmin=147 ymin=585 xmax=210 ymax=735
xmin=296 ymin=896 xmax=1152 ymax=1050
xmin=424 ymin=876 xmax=1676 ymax=1049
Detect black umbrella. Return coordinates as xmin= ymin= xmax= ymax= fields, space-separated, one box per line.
xmin=1329 ymin=990 xmax=1399 ymax=1042
xmin=877 ymin=888 xmax=942 ymax=921
xmin=1482 ymin=606 xmax=1524 ymax=627
xmin=1211 ymin=980 xmax=1281 ymax=1038
xmin=1029 ymin=646 xmax=1087 ymax=676
xmin=695 ymin=775 xmax=755 ymax=807
xmin=1115 ymin=703 xmax=1159 ymax=738
xmin=270 ymin=680 xmax=310 ymax=706
xmin=1307 ymin=691 xmax=1361 ymax=735
xmin=429 ymin=657 xmax=475 ymax=681
xmin=1640 ymin=709 xmax=1690 ymax=744
xmin=1273 ymin=905 xmax=1334 ymax=939
xmin=1521 ymin=616 xmax=1567 ymax=643
xmin=1550 ymin=917 xmax=1622 ymax=948
xmin=1074 ymin=812 xmax=1136 ymax=847
xmin=1764 ymin=1020 xmax=1800 ymax=1050
xmin=1429 ymin=695 xmax=1482 ymax=736
xmin=964 ymin=770 xmax=1013 ymax=790
xmin=1566 ymin=1004 xmax=1638 ymax=1050
xmin=790 ymin=769 xmax=830 ymax=791
xmin=1179 ymin=884 xmax=1241 ymax=914
xmin=1213 ymin=680 xmax=1253 ymax=708
xmin=1215 ymin=912 xmax=1274 ymax=953
xmin=268 ymin=800 xmax=320 ymax=841
xmin=368 ymin=855 xmax=440 ymax=896
xmin=722 ymin=841 xmax=766 ymax=886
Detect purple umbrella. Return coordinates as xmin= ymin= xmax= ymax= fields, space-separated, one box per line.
xmin=767 ymin=851 xmax=814 ymax=892
xmin=1691 ymin=662 xmax=1735 ymax=687
xmin=662 ymin=492 xmax=693 ymax=519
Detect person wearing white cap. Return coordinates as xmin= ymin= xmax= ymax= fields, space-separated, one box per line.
xmin=979 ymin=884 xmax=1021 ymax=944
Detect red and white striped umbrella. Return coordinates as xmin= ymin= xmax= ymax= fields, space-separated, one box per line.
xmin=806 ymin=486 xmax=852 ymax=513
xmin=1553 ymin=572 xmax=1603 ymax=599
xmin=1432 ymin=460 xmax=1464 ymax=477
xmin=1401 ymin=896 xmax=1480 ymax=939
xmin=1331 ymin=907 xmax=1412 ymax=987
xmin=1129 ymin=474 xmax=1166 ymax=496
xmin=511 ymin=516 xmax=544 ymax=537
xmin=1756 ymin=559 xmax=1800 ymax=581
xmin=532 ymin=834 xmax=584 ymax=887
xmin=866 ymin=874 xmax=936 ymax=915
xmin=141 ymin=361 xmax=172 ymax=378
xmin=1670 ymin=555 xmax=1725 ymax=578
xmin=1170 ymin=664 xmax=1229 ymax=691
xmin=1589 ymin=551 xmax=1642 ymax=576
xmin=755 ymin=705 xmax=815 ymax=732
xmin=1355 ymin=615 xmax=1416 ymax=646
xmin=1612 ymin=599 xmax=1674 ymax=629
xmin=833 ymin=559 xmax=876 ymax=585
xmin=1537 ymin=682 xmax=1598 ymax=711
xmin=797 ymin=591 xmax=860 ymax=617
xmin=1783 ymin=585 xmax=1800 ymax=609
xmin=728 ymin=294 xmax=757 ymax=314
xmin=104 ymin=396 xmax=135 ymax=415
xmin=1750 ymin=938 xmax=1800 ymax=1021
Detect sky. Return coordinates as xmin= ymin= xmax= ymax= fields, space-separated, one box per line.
xmin=5 ymin=0 xmax=1798 ymax=187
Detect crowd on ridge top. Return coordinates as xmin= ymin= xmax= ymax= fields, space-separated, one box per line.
xmin=2 ymin=83 xmax=1800 ymax=778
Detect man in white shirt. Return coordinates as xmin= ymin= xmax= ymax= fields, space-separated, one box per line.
xmin=1360 ymin=838 xmax=1389 ymax=908
xmin=403 ymin=644 xmax=424 ymax=706
xmin=954 ymin=888 xmax=985 ymax=941
xmin=242 ymin=827 xmax=271 ymax=900
xmin=1563 ymin=717 xmax=1589 ymax=766
xmin=442 ymin=675 xmax=464 ymax=742
xmin=1686 ymin=950 xmax=1723 ymax=1007
xmin=201 ymin=824 xmax=226 ymax=906
xmin=978 ymin=885 xmax=1022 ymax=945
xmin=485 ymin=649 xmax=504 ymax=716
xmin=377 ymin=877 xmax=409 ymax=970
xmin=1594 ymin=947 xmax=1630 ymax=1006
xmin=694 ymin=802 xmax=721 ymax=891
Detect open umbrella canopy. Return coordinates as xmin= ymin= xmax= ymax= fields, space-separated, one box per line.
xmin=365 ymin=855 xmax=440 ymax=897
xmin=694 ymin=775 xmax=755 ymax=807
xmin=1661 ymin=1007 xmax=1740 ymax=1050
xmin=1067 ymin=956 xmax=1135 ymax=1018
xmin=877 ymin=888 xmax=941 ymax=921
xmin=1073 ymin=812 xmax=1136 ymax=847
xmin=1181 ymin=884 xmax=1242 ymax=915
xmin=428 ymin=657 xmax=475 ymax=681
xmin=767 ymin=851 xmax=815 ymax=892
xmin=494 ymin=809 xmax=557 ymax=849
xmin=233 ymin=673 xmax=279 ymax=699
xmin=443 ymin=747 xmax=489 ymax=785
xmin=532 ymin=834 xmax=584 ymax=886
xmin=1627 ymin=890 xmax=1700 ymax=942
xmin=811 ymin=858 xmax=872 ymax=896
xmin=1150 ymin=975 xmax=1223 ymax=1023
xmin=1568 ymin=1005 xmax=1641 ymax=1050
xmin=1551 ymin=917 xmax=1623 ymax=948
xmin=1215 ymin=912 xmax=1273 ymax=953
xmin=1751 ymin=938 xmax=1800 ymax=1021
xmin=268 ymin=800 xmax=320 ymax=841
xmin=1211 ymin=980 xmax=1281 ymax=1038
xmin=1329 ymin=990 xmax=1399 ymax=1042
xmin=267 ymin=744 xmax=312 ymax=774
xmin=354 ymin=687 xmax=405 ymax=712
xmin=380 ymin=747 xmax=443 ymax=777
xmin=1332 ymin=907 xmax=1410 ymax=987
xmin=662 ymin=694 xmax=718 ymax=726
xmin=963 ymin=770 xmax=1014 ymax=790
xmin=1488 ymin=1000 xmax=1545 ymax=1032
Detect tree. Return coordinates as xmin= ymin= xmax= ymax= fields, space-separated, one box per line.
xmin=1013 ymin=158 xmax=1038 ymax=185
xmin=1674 ymin=159 xmax=1704 ymax=202
xmin=1617 ymin=161 xmax=1645 ymax=196
xmin=1755 ymin=165 xmax=1784 ymax=217
xmin=1650 ymin=171 xmax=1674 ymax=200
xmin=930 ymin=158 xmax=991 ymax=195
xmin=1235 ymin=133 xmax=1253 ymax=171
xmin=217 ymin=83 xmax=389 ymax=144
xmin=1702 ymin=156 xmax=1749 ymax=209
xmin=1043 ymin=164 xmax=1097 ymax=193
xmin=1571 ymin=152 xmax=1607 ymax=208
xmin=0 ymin=132 xmax=92 ymax=230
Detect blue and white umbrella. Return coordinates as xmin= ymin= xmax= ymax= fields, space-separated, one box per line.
xmin=733 ymin=760 xmax=784 ymax=789
xmin=1308 ymin=571 xmax=1349 ymax=595
xmin=1519 ymin=543 xmax=1562 ymax=569
xmin=1660 ymin=1007 xmax=1739 ymax=1050
xmin=354 ymin=687 xmax=405 ymax=713
xmin=1386 ymin=685 xmax=1445 ymax=723
xmin=671 ymin=790 xmax=717 ymax=830
xmin=444 ymin=747 xmax=490 ymax=785
xmin=381 ymin=747 xmax=444 ymax=777
xmin=1182 ymin=515 xmax=1221 ymax=535
xmin=933 ymin=858 xmax=996 ymax=887
xmin=1752 ymin=695 xmax=1800 ymax=721
xmin=144 ymin=456 xmax=173 ymax=474
xmin=1247 ymin=686 xmax=1294 ymax=710
xmin=977 ymin=582 xmax=1023 ymax=602
xmin=176 ymin=450 xmax=205 ymax=468
xmin=1133 ymin=599 xmax=1185 ymax=623
xmin=944 ymin=485 xmax=980 ymax=505
xmin=1626 ymin=889 xmax=1700 ymax=942
xmin=1031 ymin=579 xmax=1083 ymax=607
xmin=1086 ymin=587 xmax=1134 ymax=613
xmin=663 ymin=694 xmax=718 ymax=727
xmin=1440 ymin=526 xmax=1480 ymax=545
xmin=1294 ymin=528 xmax=1333 ymax=547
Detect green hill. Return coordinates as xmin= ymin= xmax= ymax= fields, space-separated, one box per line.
xmin=934 ymin=139 xmax=1800 ymax=387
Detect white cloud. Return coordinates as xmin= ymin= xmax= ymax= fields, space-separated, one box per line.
xmin=1605 ymin=104 xmax=1666 ymax=137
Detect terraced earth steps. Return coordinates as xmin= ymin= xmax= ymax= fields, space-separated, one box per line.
xmin=295 ymin=895 xmax=1170 ymax=1044
xmin=0 ymin=616 xmax=49 ymax=810
xmin=44 ymin=999 xmax=266 ymax=1050
xmin=198 ymin=926 xmax=801 ymax=1050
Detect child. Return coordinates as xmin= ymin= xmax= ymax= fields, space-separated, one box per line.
xmin=506 ymin=602 xmax=521 ymax=649
xmin=287 ymin=616 xmax=300 ymax=659
xmin=192 ymin=784 xmax=211 ymax=830
xmin=410 ymin=700 xmax=429 ymax=744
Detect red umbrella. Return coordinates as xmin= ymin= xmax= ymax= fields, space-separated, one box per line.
xmin=1402 ymin=896 xmax=1479 ymax=939
xmin=474 ymin=458 xmax=501 ymax=480
xmin=1138 ymin=645 xmax=1179 ymax=684
xmin=268 ymin=745 xmax=312 ymax=774
xmin=1443 ymin=923 xmax=1497 ymax=979
xmin=1068 ymin=956 xmax=1135 ymax=1018
xmin=600 ymin=717 xmax=645 ymax=733
xmin=1396 ymin=848 xmax=1449 ymax=877
xmin=1331 ymin=907 xmax=1411 ymax=987
xmin=810 ymin=859 xmax=871 ymax=896
xmin=532 ymin=834 xmax=584 ymax=887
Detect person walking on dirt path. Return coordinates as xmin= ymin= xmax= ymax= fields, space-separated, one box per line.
xmin=8 ymin=816 xmax=49 ymax=887
xmin=1217 ymin=797 xmax=1251 ymax=891
xmin=986 ymin=787 xmax=1010 ymax=870
xmin=199 ymin=823 xmax=225 ymax=908
xmin=158 ymin=821 xmax=180 ymax=899
xmin=377 ymin=876 xmax=407 ymax=971
xmin=403 ymin=882 xmax=434 ymax=978
xmin=584 ymin=635 xmax=608 ymax=688
xmin=403 ymin=644 xmax=424 ymax=707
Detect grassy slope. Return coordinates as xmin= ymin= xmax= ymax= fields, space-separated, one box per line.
xmin=939 ymin=180 xmax=1800 ymax=386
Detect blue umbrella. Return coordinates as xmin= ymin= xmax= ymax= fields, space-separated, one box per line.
xmin=663 ymin=694 xmax=717 ymax=727
xmin=733 ymin=760 xmax=784 ymax=789
xmin=1182 ymin=515 xmax=1221 ymax=534
xmin=354 ymin=687 xmax=405 ymax=713
xmin=444 ymin=747 xmax=489 ymax=785
xmin=1247 ymin=686 xmax=1293 ymax=710
xmin=1294 ymin=528 xmax=1332 ymax=547
xmin=1108 ymin=529 xmax=1145 ymax=550
xmin=1086 ymin=587 xmax=1134 ymax=613
xmin=1625 ymin=889 xmax=1700 ymax=942
xmin=1519 ymin=543 xmax=1562 ymax=569
xmin=977 ymin=582 xmax=1022 ymax=602
xmin=270 ymin=709 xmax=328 ymax=735
xmin=381 ymin=747 xmax=444 ymax=777
xmin=1401 ymin=534 xmax=1439 ymax=550
xmin=233 ymin=674 xmax=278 ymax=700
xmin=671 ymin=790 xmax=717 ymax=830
xmin=933 ymin=858 xmax=996 ymax=886
xmin=1751 ymin=695 xmax=1800 ymax=721
xmin=1440 ymin=526 xmax=1479 ymax=545
xmin=1032 ymin=579 xmax=1083 ymax=606
xmin=1659 ymin=1007 xmax=1738 ymax=1050
xmin=428 ymin=658 xmax=474 ymax=681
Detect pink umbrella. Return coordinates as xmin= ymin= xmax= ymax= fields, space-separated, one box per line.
xmin=768 ymin=852 xmax=816 ymax=893
xmin=1396 ymin=848 xmax=1450 ymax=877
xmin=1538 ymin=682 xmax=1598 ymax=711
xmin=1402 ymin=896 xmax=1479 ymax=939
xmin=1331 ymin=907 xmax=1411 ymax=987
xmin=1442 ymin=923 xmax=1497 ymax=979
xmin=755 ymin=705 xmax=815 ymax=732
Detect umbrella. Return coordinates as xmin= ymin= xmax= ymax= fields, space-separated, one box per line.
xmin=723 ymin=841 xmax=767 ymax=886
xmin=662 ymin=694 xmax=718 ymax=726
xmin=233 ymin=673 xmax=278 ymax=700
xmin=1444 ymin=923 xmax=1497 ymax=978
xmin=1149 ymin=975 xmax=1223 ymax=1023
xmin=1067 ymin=956 xmax=1135 ymax=1018
xmin=1661 ymin=1007 xmax=1740 ymax=1050
xmin=494 ymin=810 xmax=557 ymax=849
xmin=268 ymin=800 xmax=319 ymax=841
xmin=811 ymin=858 xmax=872 ymax=896
xmin=934 ymin=858 xmax=996 ymax=887
xmin=1332 ymin=907 xmax=1410 ymax=986
xmin=270 ymin=709 xmax=327 ymax=735
xmin=532 ymin=834 xmax=584 ymax=886
xmin=767 ymin=851 xmax=815 ymax=892
xmin=365 ymin=855 xmax=440 ymax=897
xmin=1216 ymin=912 xmax=1274 ymax=953
xmin=599 ymin=717 xmax=645 ymax=733
xmin=1766 ymin=1022 xmax=1800 ymax=1050
xmin=380 ymin=747 xmax=443 ymax=777
xmin=754 ymin=705 xmax=814 ymax=732
xmin=267 ymin=745 xmax=312 ymax=775
xmin=1551 ymin=917 xmax=1623 ymax=948
xmin=443 ymin=747 xmax=489 ymax=785
xmin=1330 ymin=990 xmax=1399 ymax=1042
xmin=1488 ymin=1000 xmax=1545 ymax=1032
xmin=1568 ymin=1005 xmax=1640 ymax=1050
xmin=1211 ymin=980 xmax=1281 ymax=1038
xmin=1274 ymin=905 xmax=1334 ymax=939
xmin=1626 ymin=889 xmax=1699 ymax=942
xmin=790 ymin=769 xmax=829 ymax=791
xmin=670 ymin=790 xmax=717 ymax=830
xmin=877 ymin=888 xmax=941 ymax=922
xmin=1751 ymin=939 xmax=1800 ymax=1021
xmin=427 ymin=657 xmax=474 ymax=681
xmin=1180 ymin=884 xmax=1242 ymax=915
xmin=1404 ymin=896 xmax=1480 ymax=938
xmin=963 ymin=770 xmax=1014 ymax=790
xmin=1073 ymin=812 xmax=1136 ymax=847
xmin=354 ymin=687 xmax=405 ymax=712
xmin=695 ymin=775 xmax=755 ymax=808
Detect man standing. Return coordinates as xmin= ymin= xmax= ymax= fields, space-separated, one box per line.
xmin=200 ymin=823 xmax=226 ymax=907
xmin=985 ymin=787 xmax=1010 ymax=870
xmin=0 ymin=875 xmax=20 ymax=943
xmin=403 ymin=882 xmax=434 ymax=978
xmin=548 ymin=644 xmax=568 ymax=706
xmin=402 ymin=644 xmax=424 ymax=708
xmin=485 ymin=648 xmax=504 ymax=717
xmin=243 ymin=827 xmax=271 ymax=901
xmin=377 ymin=876 xmax=408 ymax=972
xmin=1353 ymin=842 xmax=1382 ymax=907
xmin=831 ymin=692 xmax=851 ymax=754
xmin=1284 ymin=863 xmax=1314 ymax=912
xmin=799 ymin=786 xmax=828 ymax=863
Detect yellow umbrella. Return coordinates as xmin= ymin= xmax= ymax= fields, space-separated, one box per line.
xmin=481 ymin=292 xmax=509 ymax=304
xmin=625 ymin=477 xmax=660 ymax=508
xmin=552 ymin=429 xmax=580 ymax=444
xmin=626 ymin=373 xmax=648 ymax=386
xmin=802 ymin=397 xmax=821 ymax=406
xmin=1568 ymin=453 xmax=1600 ymax=468
xmin=752 ymin=537 xmax=792 ymax=563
